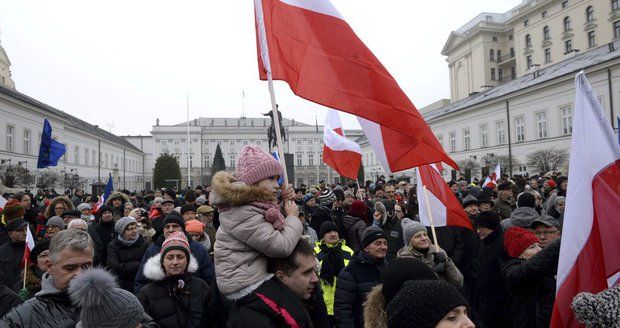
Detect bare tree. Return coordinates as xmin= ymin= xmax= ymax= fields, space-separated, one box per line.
xmin=526 ymin=149 xmax=568 ymax=174
xmin=37 ymin=170 xmax=60 ymax=190
xmin=0 ymin=164 xmax=34 ymax=188
xmin=480 ymin=154 xmax=521 ymax=177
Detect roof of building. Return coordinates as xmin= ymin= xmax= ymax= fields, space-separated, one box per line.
xmin=455 ymin=12 xmax=509 ymax=34
xmin=426 ymin=41 xmax=620 ymax=122
xmin=0 ymin=84 xmax=142 ymax=152
xmin=174 ymin=116 xmax=313 ymax=128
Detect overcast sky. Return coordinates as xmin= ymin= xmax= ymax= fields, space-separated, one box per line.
xmin=0 ymin=0 xmax=519 ymax=136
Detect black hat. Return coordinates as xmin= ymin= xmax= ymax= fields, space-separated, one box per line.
xmin=448 ymin=180 xmax=458 ymax=187
xmin=477 ymin=193 xmax=493 ymax=205
xmin=497 ymin=182 xmax=511 ymax=191
xmin=98 ymin=205 xmax=113 ymax=215
xmin=530 ymin=215 xmax=561 ymax=230
xmin=462 ymin=194 xmax=479 ymax=208
xmin=517 ymin=192 xmax=536 ymax=208
xmin=332 ymin=189 xmax=345 ymax=200
xmin=6 ymin=219 xmax=28 ymax=232
xmin=381 ymin=258 xmax=438 ymax=306
xmin=474 ymin=211 xmax=501 ymax=230
xmin=161 ymin=199 xmax=175 ymax=206
xmin=164 ymin=189 xmax=176 ymax=200
xmin=180 ymin=204 xmax=195 ymax=215
xmin=319 ymin=221 xmax=339 ymax=239
xmin=361 ymin=226 xmax=385 ymax=248
xmin=61 ymin=210 xmax=81 ymax=218
xmin=29 ymin=240 xmax=50 ymax=264
xmin=387 ymin=280 xmax=468 ymax=328
xmin=162 ymin=212 xmax=185 ymax=231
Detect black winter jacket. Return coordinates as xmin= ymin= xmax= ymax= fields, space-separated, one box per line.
xmin=88 ymin=220 xmax=115 ymax=266
xmin=106 ymin=236 xmax=150 ymax=291
xmin=376 ymin=216 xmax=403 ymax=261
xmin=334 ymin=251 xmax=385 ymax=328
xmin=0 ymin=285 xmax=22 ymax=319
xmin=310 ymin=206 xmax=334 ymax=235
xmin=340 ymin=215 xmax=367 ymax=253
xmin=0 ymin=241 xmax=25 ymax=288
xmin=501 ymin=239 xmax=560 ymax=328
xmin=228 ymin=276 xmax=313 ymax=328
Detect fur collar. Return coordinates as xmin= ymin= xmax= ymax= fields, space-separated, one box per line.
xmin=25 ymin=267 xmax=42 ymax=292
xmin=363 ymin=284 xmax=387 ymax=328
xmin=143 ymin=253 xmax=199 ymax=281
xmin=209 ymin=171 xmax=276 ymax=207
xmin=105 ymin=192 xmax=131 ymax=206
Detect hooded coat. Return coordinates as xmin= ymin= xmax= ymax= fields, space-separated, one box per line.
xmin=136 ymin=253 xmax=216 ymax=328
xmin=0 ymin=240 xmax=25 ymax=288
xmin=396 ymin=245 xmax=463 ymax=288
xmin=362 ymin=285 xmax=388 ymax=328
xmin=106 ymin=235 xmax=150 ymax=292
xmin=340 ymin=214 xmax=367 ymax=253
xmin=501 ymin=206 xmax=539 ymax=231
xmin=43 ymin=196 xmax=74 ymax=219
xmin=105 ymin=192 xmax=131 ymax=220
xmin=210 ymin=172 xmax=302 ymax=298
xmin=12 ymin=266 xmax=44 ymax=300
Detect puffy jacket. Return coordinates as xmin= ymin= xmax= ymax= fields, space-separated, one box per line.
xmin=228 ymin=276 xmax=313 ymax=328
xmin=0 ymin=285 xmax=22 ymax=319
xmin=362 ymin=285 xmax=387 ymax=328
xmin=105 ymin=192 xmax=131 ymax=220
xmin=396 ymin=245 xmax=463 ymax=288
xmin=501 ymin=206 xmax=539 ymax=231
xmin=0 ymin=241 xmax=25 ymax=288
xmin=334 ymin=251 xmax=385 ymax=328
xmin=310 ymin=206 xmax=335 ymax=236
xmin=137 ymin=253 xmax=216 ymax=328
xmin=340 ymin=215 xmax=367 ymax=253
xmin=210 ymin=172 xmax=302 ymax=297
xmin=88 ymin=220 xmax=115 ymax=266
xmin=106 ymin=235 xmax=150 ymax=292
xmin=373 ymin=216 xmax=403 ymax=261
xmin=134 ymin=234 xmax=215 ymax=293
xmin=501 ymin=239 xmax=560 ymax=328
xmin=314 ymin=240 xmax=354 ymax=315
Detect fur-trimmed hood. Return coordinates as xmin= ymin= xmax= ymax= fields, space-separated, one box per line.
xmin=143 ymin=253 xmax=199 ymax=281
xmin=363 ymin=284 xmax=387 ymax=328
xmin=209 ymin=171 xmax=276 ymax=207
xmin=105 ymin=192 xmax=131 ymax=207
xmin=44 ymin=196 xmax=75 ymax=219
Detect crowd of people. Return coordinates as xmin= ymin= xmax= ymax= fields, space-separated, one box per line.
xmin=0 ymin=145 xmax=617 ymax=328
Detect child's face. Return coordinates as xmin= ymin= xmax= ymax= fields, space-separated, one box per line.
xmin=255 ymin=176 xmax=280 ymax=194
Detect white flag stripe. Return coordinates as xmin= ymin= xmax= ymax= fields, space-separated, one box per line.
xmin=357 ymin=117 xmax=391 ymax=173
xmin=279 ymin=0 xmax=344 ymax=19
xmin=417 ymin=167 xmax=447 ymax=227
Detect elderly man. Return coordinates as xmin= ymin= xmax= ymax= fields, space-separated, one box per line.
xmin=67 ymin=219 xmax=88 ymax=231
xmin=531 ymin=216 xmax=561 ymax=248
xmin=494 ymin=183 xmax=515 ymax=219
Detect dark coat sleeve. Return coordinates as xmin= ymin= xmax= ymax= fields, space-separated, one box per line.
xmin=502 ymin=239 xmax=561 ymax=289
xmin=134 ymin=246 xmax=157 ymax=293
xmin=333 ymin=270 xmax=356 ymax=328
xmin=106 ymin=241 xmax=141 ymax=276
xmin=0 ymin=286 xmax=22 ymax=319
xmin=190 ymin=241 xmax=215 ymax=285
xmin=87 ymin=227 xmax=104 ymax=266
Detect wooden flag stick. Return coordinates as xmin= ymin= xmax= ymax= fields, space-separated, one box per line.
xmin=22 ymin=257 xmax=28 ymax=290
xmin=422 ymin=185 xmax=440 ymax=251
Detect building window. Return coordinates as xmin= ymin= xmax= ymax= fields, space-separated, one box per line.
xmin=615 ymin=21 xmax=620 ymax=38
xmin=297 ymin=178 xmax=304 ymax=187
xmin=586 ymin=6 xmax=595 ymax=22
xmin=511 ymin=66 xmax=516 ymax=79
xmin=296 ymin=139 xmax=301 ymax=144
xmin=562 ymin=0 xmax=568 ymax=9
xmin=105 ymin=154 xmax=109 ymax=168
xmin=308 ymin=153 xmax=314 ymax=166
xmin=308 ymin=177 xmax=315 ymax=186
xmin=524 ymin=19 xmax=529 ymax=27
xmin=498 ymin=68 xmax=504 ymax=80
xmin=563 ymin=17 xmax=572 ymax=31
xmin=449 ymin=132 xmax=456 ymax=152
xmin=229 ymin=155 xmax=236 ymax=168
xmin=525 ymin=34 xmax=532 ymax=47
xmin=297 ymin=153 xmax=302 ymax=166
xmin=515 ymin=116 xmax=525 ymax=142
xmin=536 ymin=111 xmax=548 ymax=139
xmin=510 ymin=47 xmax=515 ymax=57
xmin=74 ymin=146 xmax=79 ymax=164
xmin=463 ymin=128 xmax=470 ymax=150
xmin=489 ymin=49 xmax=495 ymax=61
xmin=545 ymin=48 xmax=552 ymax=63
xmin=565 ymin=39 xmax=573 ymax=53
xmin=23 ymin=130 xmax=31 ymax=155
xmin=492 ymin=36 xmax=498 ymax=42
xmin=480 ymin=125 xmax=488 ymax=148
xmin=614 ymin=0 xmax=620 ymax=10
xmin=320 ymin=153 xmax=323 ymax=164
xmin=229 ymin=140 xmax=234 ymax=146
xmin=588 ymin=31 xmax=596 ymax=47
xmin=243 ymin=140 xmax=248 ymax=145
xmin=92 ymin=150 xmax=96 ymax=166
xmin=491 ymin=68 xmax=496 ymax=80
xmin=527 ymin=55 xmax=533 ymax=69
xmin=497 ymin=49 xmax=502 ymax=61
xmin=561 ymin=105 xmax=573 ymax=135
xmin=174 ymin=140 xmax=179 ymax=145
xmin=437 ymin=134 xmax=443 ymax=147
xmin=542 ymin=10 xmax=547 ymax=18
xmin=6 ymin=125 xmax=14 ymax=152
xmin=543 ymin=26 xmax=550 ymax=40
xmin=85 ymin=148 xmax=89 ymax=165
xmin=496 ymin=121 xmax=506 ymax=144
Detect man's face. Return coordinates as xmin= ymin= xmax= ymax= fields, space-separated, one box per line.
xmin=9 ymin=226 xmax=27 ymax=243
xmin=63 ymin=215 xmax=79 ymax=224
xmin=500 ymin=189 xmax=513 ymax=201
xmin=183 ymin=211 xmax=196 ymax=222
xmin=450 ymin=184 xmax=458 ymax=193
xmin=530 ymin=180 xmax=539 ymax=189
xmin=344 ymin=195 xmax=354 ymax=206
xmin=295 ymin=192 xmax=303 ymax=201
xmin=479 ymin=203 xmax=492 ymax=212
xmin=464 ymin=204 xmax=480 ymax=216
xmin=163 ymin=223 xmax=183 ymax=238
xmin=409 ymin=231 xmax=430 ymax=250
xmin=459 ymin=184 xmax=467 ymax=192
xmin=162 ymin=202 xmax=175 ymax=214
xmin=81 ymin=209 xmax=92 ymax=216
xmin=364 ymin=238 xmax=388 ymax=260
xmin=47 ymin=248 xmax=94 ymax=290
xmin=20 ymin=195 xmax=31 ymax=209
xmin=279 ymin=254 xmax=319 ymax=300
xmin=333 ymin=198 xmax=343 ymax=209
xmin=321 ymin=230 xmax=339 ymax=244
xmin=476 ymin=226 xmax=494 ymax=240
xmin=560 ymin=180 xmax=568 ymax=191
xmin=534 ymin=224 xmax=561 ymax=248
xmin=101 ymin=211 xmax=114 ymax=222
xmin=375 ymin=190 xmax=384 ymax=198
xmin=75 ymin=189 xmax=83 ymax=196
xmin=556 ymin=202 xmax=565 ymax=213
xmin=112 ymin=199 xmax=122 ymax=208
xmin=198 ymin=213 xmax=213 ymax=224
xmin=306 ymin=198 xmax=316 ymax=208
xmin=383 ymin=186 xmax=395 ymax=200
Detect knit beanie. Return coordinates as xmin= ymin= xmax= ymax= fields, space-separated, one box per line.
xmin=236 ymin=145 xmax=282 ymax=185
xmin=162 ymin=212 xmax=186 ymax=231
xmin=347 ymin=200 xmax=367 ymax=219
xmin=462 ymin=194 xmax=479 ymax=208
xmin=77 ymin=203 xmax=92 ymax=212
xmin=29 ymin=240 xmax=50 ymax=264
xmin=69 ymin=268 xmax=143 ymax=328
xmin=6 ymin=218 xmax=28 ymax=232
xmin=555 ymin=196 xmax=566 ymax=204
xmin=319 ymin=221 xmax=339 ymax=239
xmin=381 ymin=258 xmax=438 ymax=306
xmin=497 ymin=182 xmax=511 ymax=191
xmin=3 ymin=199 xmax=24 ymax=221
xmin=46 ymin=216 xmax=66 ymax=229
xmin=387 ymin=280 xmax=468 ymax=328
xmin=571 ymin=284 xmax=620 ymax=328
xmin=114 ymin=217 xmax=137 ymax=235
xmin=344 ymin=190 xmax=355 ymax=199
xmin=303 ymin=193 xmax=315 ymax=205
xmin=319 ymin=189 xmax=336 ymax=206
xmin=477 ymin=193 xmax=493 ymax=206
xmin=185 ymin=220 xmax=205 ymax=235
xmin=160 ymin=231 xmax=191 ymax=264
xmin=474 ymin=211 xmax=501 ymax=230
xmin=401 ymin=218 xmax=427 ymax=246
xmin=361 ymin=226 xmax=386 ymax=249
xmin=503 ymin=226 xmax=539 ymax=258
xmin=333 ymin=189 xmax=345 ymax=200
xmin=180 ymin=204 xmax=195 ymax=215
xmin=195 ymin=196 xmax=207 ymax=205
xmin=98 ymin=205 xmax=113 ymax=215
xmin=517 ymin=192 xmax=536 ymax=208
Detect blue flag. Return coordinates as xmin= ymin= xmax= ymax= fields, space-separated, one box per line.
xmin=271 ymin=151 xmax=284 ymax=185
xmin=104 ymin=173 xmax=114 ymax=199
xmin=617 ymin=115 xmax=620 ymax=146
xmin=37 ymin=119 xmax=66 ymax=169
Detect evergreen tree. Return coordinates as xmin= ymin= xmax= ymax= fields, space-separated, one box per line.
xmin=211 ymin=144 xmax=227 ymax=177
xmin=153 ymin=153 xmax=182 ymax=189
xmin=357 ymin=163 xmax=365 ymax=185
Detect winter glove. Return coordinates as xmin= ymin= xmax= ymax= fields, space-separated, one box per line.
xmin=18 ymin=288 xmax=29 ymax=301
xmin=433 ymin=251 xmax=447 ymax=263
xmin=432 ymin=262 xmax=447 ymax=274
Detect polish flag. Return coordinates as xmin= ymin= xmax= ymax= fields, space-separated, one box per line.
xmin=0 ymin=195 xmax=7 ymax=212
xmin=22 ymin=226 xmax=35 ymax=266
xmin=323 ymin=110 xmax=362 ymax=179
xmin=551 ymin=72 xmax=620 ymax=327
xmin=483 ymin=163 xmax=501 ymax=188
xmin=254 ymin=0 xmax=456 ymax=170
xmin=416 ymin=164 xmax=473 ymax=230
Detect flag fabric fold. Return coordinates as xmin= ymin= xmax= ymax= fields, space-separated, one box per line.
xmin=254 ymin=0 xmax=456 ymax=169
xmin=483 ymin=163 xmax=501 ymax=188
xmin=93 ymin=174 xmax=114 ymax=214
xmin=551 ymin=71 xmax=620 ymax=328
xmin=323 ymin=110 xmax=361 ymax=179
xmin=416 ymin=164 xmax=472 ymax=230
xmin=37 ymin=119 xmax=66 ymax=169
xmin=22 ymin=226 xmax=35 ymax=267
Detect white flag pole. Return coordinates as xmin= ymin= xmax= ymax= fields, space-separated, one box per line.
xmin=422 ymin=185 xmax=440 ymax=250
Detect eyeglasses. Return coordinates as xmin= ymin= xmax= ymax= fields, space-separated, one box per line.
xmin=394 ymin=209 xmax=403 ymax=213
xmin=535 ymin=229 xmax=559 ymax=237
xmin=54 ymin=207 xmax=65 ymax=211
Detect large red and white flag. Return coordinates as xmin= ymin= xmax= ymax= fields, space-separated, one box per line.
xmin=482 ymin=163 xmax=501 ymax=188
xmin=22 ymin=226 xmax=35 ymax=266
xmin=254 ymin=0 xmax=456 ymax=170
xmin=323 ymin=110 xmax=361 ymax=179
xmin=551 ymin=72 xmax=620 ymax=327
xmin=416 ymin=164 xmax=473 ymax=230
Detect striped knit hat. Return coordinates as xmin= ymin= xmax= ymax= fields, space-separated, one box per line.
xmin=236 ymin=145 xmax=282 ymax=185
xmin=160 ymin=231 xmax=191 ymax=266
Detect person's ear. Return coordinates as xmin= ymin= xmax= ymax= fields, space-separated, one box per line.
xmin=46 ymin=258 xmax=53 ymax=274
xmin=275 ymin=270 xmax=285 ymax=281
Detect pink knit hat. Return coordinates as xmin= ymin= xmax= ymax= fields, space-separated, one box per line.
xmin=236 ymin=145 xmax=282 ymax=185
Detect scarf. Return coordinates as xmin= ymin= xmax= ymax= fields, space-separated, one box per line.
xmin=117 ymin=233 xmax=139 ymax=247
xmin=249 ymin=201 xmax=286 ymax=230
xmin=318 ymin=241 xmax=345 ymax=286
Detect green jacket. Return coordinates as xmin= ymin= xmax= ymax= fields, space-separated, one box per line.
xmin=314 ymin=240 xmax=354 ymax=315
